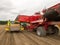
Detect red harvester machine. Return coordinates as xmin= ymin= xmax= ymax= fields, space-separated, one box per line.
xmin=15 ymin=3 xmax=60 ymax=36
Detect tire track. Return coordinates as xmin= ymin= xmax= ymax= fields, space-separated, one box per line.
xmin=0 ymin=28 xmax=60 ymax=45
xmin=0 ymin=31 xmax=16 ymax=45
xmin=0 ymin=31 xmax=6 ymax=41
xmin=25 ymin=31 xmax=60 ymax=45
xmin=9 ymin=32 xmax=16 ymax=45
xmin=47 ymin=35 xmax=60 ymax=41
xmin=22 ymin=31 xmax=51 ymax=45
xmin=0 ymin=30 xmax=5 ymax=36
xmin=13 ymin=32 xmax=25 ymax=45
xmin=0 ymin=32 xmax=8 ymax=45
xmin=17 ymin=32 xmax=39 ymax=45
xmin=4 ymin=32 xmax=11 ymax=45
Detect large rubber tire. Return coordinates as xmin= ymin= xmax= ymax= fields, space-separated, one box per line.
xmin=36 ymin=26 xmax=46 ymax=36
xmin=47 ymin=25 xmax=59 ymax=35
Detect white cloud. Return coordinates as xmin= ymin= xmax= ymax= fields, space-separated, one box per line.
xmin=0 ymin=0 xmax=60 ymax=21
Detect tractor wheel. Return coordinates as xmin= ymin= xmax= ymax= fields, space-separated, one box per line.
xmin=47 ymin=25 xmax=59 ymax=35
xmin=36 ymin=26 xmax=46 ymax=36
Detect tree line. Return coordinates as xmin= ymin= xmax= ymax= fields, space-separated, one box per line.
xmin=0 ymin=21 xmax=8 ymax=25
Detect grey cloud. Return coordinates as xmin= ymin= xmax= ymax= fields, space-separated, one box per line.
xmin=0 ymin=0 xmax=60 ymax=21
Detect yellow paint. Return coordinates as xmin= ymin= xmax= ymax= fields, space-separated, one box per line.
xmin=21 ymin=27 xmax=24 ymax=30
xmin=58 ymin=24 xmax=60 ymax=27
xmin=55 ymin=25 xmax=60 ymax=30
xmin=5 ymin=28 xmax=10 ymax=31
xmin=5 ymin=20 xmax=11 ymax=31
xmin=20 ymin=26 xmax=24 ymax=30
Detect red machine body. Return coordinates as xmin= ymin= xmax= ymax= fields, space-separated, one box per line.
xmin=18 ymin=13 xmax=42 ymax=23
xmin=18 ymin=15 xmax=29 ymax=22
xmin=15 ymin=3 xmax=60 ymax=36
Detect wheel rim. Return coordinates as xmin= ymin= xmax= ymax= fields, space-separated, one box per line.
xmin=37 ymin=30 xmax=41 ymax=35
xmin=53 ymin=27 xmax=59 ymax=34
xmin=48 ymin=26 xmax=59 ymax=34
xmin=49 ymin=28 xmax=53 ymax=33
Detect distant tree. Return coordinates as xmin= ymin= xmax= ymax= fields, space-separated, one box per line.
xmin=0 ymin=21 xmax=8 ymax=25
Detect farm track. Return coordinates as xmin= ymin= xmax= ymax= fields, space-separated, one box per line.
xmin=0 ymin=25 xmax=60 ymax=45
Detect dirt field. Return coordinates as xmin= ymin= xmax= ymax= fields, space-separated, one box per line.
xmin=0 ymin=25 xmax=60 ymax=45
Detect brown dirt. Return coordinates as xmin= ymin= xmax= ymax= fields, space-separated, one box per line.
xmin=0 ymin=25 xmax=60 ymax=45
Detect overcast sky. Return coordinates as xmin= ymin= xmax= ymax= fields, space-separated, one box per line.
xmin=0 ymin=0 xmax=60 ymax=21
